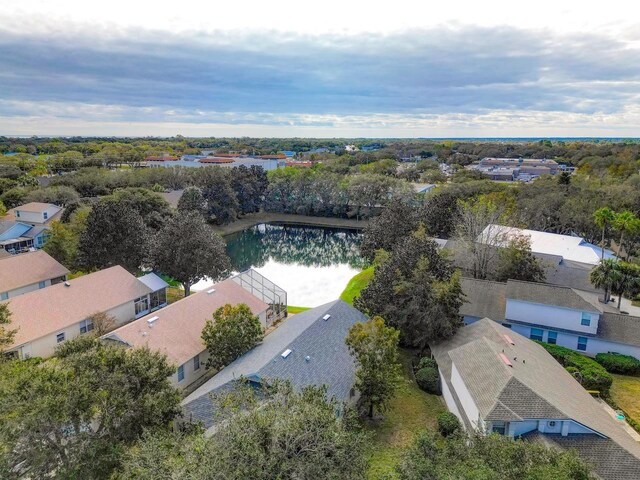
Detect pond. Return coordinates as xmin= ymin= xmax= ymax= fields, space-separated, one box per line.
xmin=193 ymin=223 xmax=367 ymax=307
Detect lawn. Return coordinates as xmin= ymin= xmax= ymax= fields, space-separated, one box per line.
xmin=287 ymin=305 xmax=310 ymax=314
xmin=166 ymin=286 xmax=184 ymax=304
xmin=610 ymin=374 xmax=640 ymax=425
xmin=340 ymin=266 xmax=374 ymax=305
xmin=363 ymin=350 xmax=445 ymax=479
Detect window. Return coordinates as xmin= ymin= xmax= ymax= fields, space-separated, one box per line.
xmin=56 ymin=332 xmax=65 ymax=343
xmin=135 ymin=296 xmax=149 ymax=316
xmin=530 ymin=328 xmax=544 ymax=342
xmin=547 ymin=331 xmax=558 ymax=345
xmin=177 ymin=365 xmax=185 ymax=382
xmin=577 ymin=337 xmax=588 ymax=351
xmin=38 ymin=281 xmax=46 ymax=289
xmin=193 ymin=354 xmax=200 ymax=371
xmin=581 ymin=313 xmax=591 ymax=326
xmin=150 ymin=289 xmax=167 ymax=310
xmin=79 ymin=319 xmax=94 ymax=334
xmin=43 ymin=212 xmax=48 ymax=220
xmin=491 ymin=422 xmax=506 ymax=435
xmin=15 ymin=211 xmax=20 ymax=218
xmin=0 ymin=292 xmax=7 ymax=301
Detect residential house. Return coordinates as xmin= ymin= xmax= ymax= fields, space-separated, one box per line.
xmin=0 ymin=219 xmax=51 ymax=253
xmin=2 ymin=266 xmax=168 ymax=359
xmin=461 ymin=277 xmax=640 ymax=358
xmin=431 ymin=319 xmax=640 ymax=479
xmin=7 ymin=202 xmax=63 ymax=225
xmin=477 ymin=224 xmax=615 ymax=266
xmin=182 ymin=300 xmax=366 ymax=432
xmin=0 ymin=250 xmax=69 ymax=300
xmin=102 ymin=270 xmax=287 ymax=390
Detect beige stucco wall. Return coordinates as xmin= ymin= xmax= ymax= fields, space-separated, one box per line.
xmin=16 ymin=300 xmax=137 ymax=359
xmin=4 ymin=279 xmax=55 ymax=299
xmin=172 ymin=348 xmax=211 ymax=389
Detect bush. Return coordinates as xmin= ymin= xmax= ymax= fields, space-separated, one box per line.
xmin=437 ymin=412 xmax=461 ymax=437
xmin=538 ymin=342 xmax=612 ymax=393
xmin=596 ymin=352 xmax=640 ymax=376
xmin=415 ymin=367 xmax=440 ymax=394
xmin=417 ymin=357 xmax=437 ymax=370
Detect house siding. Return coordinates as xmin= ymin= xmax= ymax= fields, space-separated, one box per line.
xmin=440 ymin=369 xmax=464 ymax=425
xmin=505 ymin=299 xmax=599 ymax=335
xmin=451 ymin=363 xmax=481 ymax=430
xmin=172 ymin=349 xmax=211 ymax=389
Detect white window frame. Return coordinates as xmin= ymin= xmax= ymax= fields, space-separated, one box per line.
xmin=177 ymin=365 xmax=185 ymax=382
xmin=79 ymin=319 xmax=94 ymax=334
xmin=193 ymin=354 xmax=200 ymax=371
xmin=56 ymin=332 xmax=65 ymax=343
xmin=577 ymin=336 xmax=588 ymax=351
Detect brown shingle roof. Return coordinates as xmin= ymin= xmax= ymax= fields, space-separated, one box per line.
xmin=460 ymin=277 xmax=506 ymax=321
xmin=0 ymin=251 xmax=69 ymax=293
xmin=3 ymin=266 xmax=151 ymax=349
xmin=103 ymin=277 xmax=269 ymax=366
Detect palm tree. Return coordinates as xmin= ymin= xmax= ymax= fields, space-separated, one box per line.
xmin=593 ymin=207 xmax=615 ymax=260
xmin=611 ymin=262 xmax=640 ymax=310
xmin=613 ymin=211 xmax=640 ymax=260
xmin=590 ymin=259 xmax=619 ymax=303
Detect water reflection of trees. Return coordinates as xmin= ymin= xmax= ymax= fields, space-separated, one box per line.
xmin=227 ymin=224 xmax=366 ymax=271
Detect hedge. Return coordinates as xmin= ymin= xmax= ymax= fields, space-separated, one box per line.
xmin=437 ymin=412 xmax=461 ymax=437
xmin=416 ymin=366 xmax=440 ymax=395
xmin=595 ymin=352 xmax=640 ymax=376
xmin=537 ymin=342 xmax=612 ymax=393
xmin=418 ymin=357 xmax=438 ymax=370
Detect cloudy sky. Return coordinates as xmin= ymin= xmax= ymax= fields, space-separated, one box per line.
xmin=1 ymin=0 xmax=639 ymax=137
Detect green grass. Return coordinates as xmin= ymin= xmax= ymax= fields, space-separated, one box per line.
xmin=287 ymin=305 xmax=311 ymax=314
xmin=340 ymin=266 xmax=375 ymax=305
xmin=166 ymin=286 xmax=184 ymax=304
xmin=610 ymin=374 xmax=640 ymax=424
xmin=363 ymin=350 xmax=445 ymax=479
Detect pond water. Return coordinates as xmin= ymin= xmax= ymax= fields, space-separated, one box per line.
xmin=192 ymin=223 xmax=366 ymax=307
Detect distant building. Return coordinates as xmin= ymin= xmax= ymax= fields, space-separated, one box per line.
xmin=411 ymin=183 xmax=437 ymax=194
xmin=3 ymin=267 xmax=168 ymax=359
xmin=143 ymin=156 xmax=283 ymax=171
xmin=281 ymin=151 xmax=296 ymax=158
xmin=7 ymin=202 xmax=63 ymax=225
xmin=431 ymin=318 xmax=640 ymax=480
xmin=471 ymin=157 xmax=560 ymax=182
xmin=0 ymin=250 xmax=69 ymax=300
xmin=477 ymin=224 xmax=615 ymax=266
xmin=460 ymin=277 xmax=640 ymax=359
xmin=1 ymin=202 xmax=64 ymax=254
xmin=182 ymin=299 xmax=366 ymax=431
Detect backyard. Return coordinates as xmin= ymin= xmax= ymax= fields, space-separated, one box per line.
xmin=610 ymin=374 xmax=640 ymax=427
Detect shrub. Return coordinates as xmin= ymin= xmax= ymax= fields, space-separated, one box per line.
xmin=537 ymin=342 xmax=612 ymax=393
xmin=415 ymin=367 xmax=440 ymax=394
xmin=417 ymin=357 xmax=437 ymax=371
xmin=437 ymin=412 xmax=461 ymax=437
xmin=596 ymin=352 xmax=640 ymax=376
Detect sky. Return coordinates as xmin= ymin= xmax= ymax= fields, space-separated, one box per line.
xmin=0 ymin=0 xmax=639 ymax=137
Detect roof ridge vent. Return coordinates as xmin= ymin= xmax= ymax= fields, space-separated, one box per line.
xmin=207 ymin=288 xmax=216 ymax=294
xmin=322 ymin=314 xmax=331 ymax=321
xmin=499 ymin=353 xmax=513 ymax=367
xmin=147 ymin=316 xmax=159 ymax=327
xmin=281 ymin=349 xmax=292 ymax=358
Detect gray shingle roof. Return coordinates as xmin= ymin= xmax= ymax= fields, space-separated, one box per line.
xmin=599 ymin=313 xmax=640 ymax=347
xmin=524 ymin=432 xmax=640 ymax=480
xmin=506 ymin=280 xmax=601 ymax=312
xmin=431 ymin=319 xmax=640 ymax=474
xmin=182 ymin=300 xmax=366 ymax=428
xmin=460 ymin=277 xmax=506 ymax=321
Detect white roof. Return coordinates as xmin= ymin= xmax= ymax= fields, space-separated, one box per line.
xmin=478 ymin=224 xmax=616 ymax=265
xmin=137 ymin=272 xmax=169 ymax=292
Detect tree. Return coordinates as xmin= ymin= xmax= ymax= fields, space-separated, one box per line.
xmin=345 ymin=316 xmax=402 ymax=418
xmin=202 ymin=303 xmax=263 ymax=371
xmin=590 ymin=259 xmax=619 ymax=304
xmin=116 ymin=382 xmax=367 ymax=480
xmin=494 ymin=234 xmax=545 ymax=283
xmin=611 ymin=262 xmax=640 ymax=310
xmin=0 ymin=303 xmax=16 ymax=356
xmin=453 ymin=198 xmax=507 ymax=279
xmin=613 ymin=210 xmax=640 ymax=260
xmin=87 ymin=311 xmax=117 ymax=336
xmin=593 ymin=207 xmax=616 ymax=260
xmin=152 ymin=212 xmax=231 ymax=296
xmin=397 ymin=431 xmax=592 ymax=480
xmin=177 ymin=186 xmax=206 ymax=214
xmin=0 ymin=200 xmax=6 ymax=217
xmin=0 ymin=338 xmax=181 ymax=479
xmin=356 ymin=227 xmax=464 ymax=349
xmin=43 ymin=221 xmax=77 ymax=267
xmin=229 ymin=165 xmax=268 ymax=215
xmin=77 ymin=199 xmax=149 ymax=272
xmin=360 ymin=202 xmax=420 ymax=262
xmin=110 ymin=188 xmax=173 ymax=231
xmin=200 ymin=171 xmax=240 ymax=225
